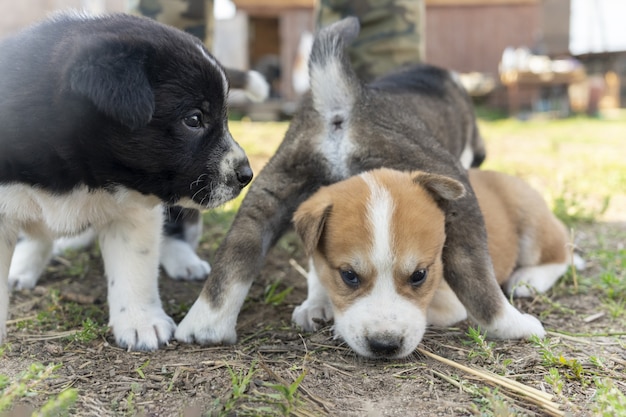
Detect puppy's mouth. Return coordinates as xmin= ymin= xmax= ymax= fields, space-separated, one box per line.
xmin=181 ymin=160 xmax=253 ymax=210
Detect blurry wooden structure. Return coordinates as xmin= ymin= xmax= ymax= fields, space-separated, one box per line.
xmin=233 ymin=0 xmax=315 ymax=102
xmin=1 ymin=0 xmax=585 ymax=114
xmin=232 ymin=0 xmax=571 ymax=109
xmin=500 ymin=66 xmax=586 ymax=115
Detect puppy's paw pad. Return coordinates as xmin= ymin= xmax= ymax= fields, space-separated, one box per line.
xmin=292 ymin=301 xmax=333 ymax=332
xmin=110 ymin=308 xmax=176 ymax=351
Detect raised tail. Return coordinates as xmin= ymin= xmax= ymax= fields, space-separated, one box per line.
xmin=308 ymin=17 xmax=362 ymax=121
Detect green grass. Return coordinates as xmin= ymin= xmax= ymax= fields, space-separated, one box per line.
xmin=478 ymin=115 xmax=625 ymax=224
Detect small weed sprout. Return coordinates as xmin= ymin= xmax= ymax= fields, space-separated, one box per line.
xmin=264 ymin=280 xmax=293 ymax=306
xmin=135 ymin=360 xmax=150 ymax=379
xmin=1 ymin=362 xmax=77 ymax=415
xmin=544 ymin=368 xmax=564 ymax=395
xmin=465 ymin=326 xmax=496 ymax=362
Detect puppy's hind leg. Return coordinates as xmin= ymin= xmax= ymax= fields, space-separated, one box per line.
xmin=53 ymin=228 xmax=97 ymax=255
xmin=0 ymin=219 xmax=19 ymax=343
xmin=504 ymin=263 xmax=569 ymax=298
xmin=443 ymin=201 xmax=545 ymax=340
xmin=292 ymin=259 xmax=333 ymax=332
xmin=9 ymin=225 xmax=54 ymax=290
xmin=160 ymin=207 xmax=210 ymax=281
xmin=99 ymin=205 xmax=176 ymax=351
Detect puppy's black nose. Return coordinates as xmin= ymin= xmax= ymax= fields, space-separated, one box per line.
xmin=236 ymin=161 xmax=253 ymax=187
xmin=367 ymin=335 xmax=402 ymax=357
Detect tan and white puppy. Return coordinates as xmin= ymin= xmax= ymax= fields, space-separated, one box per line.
xmin=292 ymin=168 xmax=581 ymax=359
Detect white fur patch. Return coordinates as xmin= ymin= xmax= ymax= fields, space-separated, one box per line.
xmin=175 ymin=281 xmax=251 ymax=345
xmin=427 ymin=281 xmax=468 ymax=327
xmin=0 ymin=184 xmax=176 ymax=350
xmin=310 ymin=59 xmax=354 ymax=121
xmin=334 ymin=275 xmax=427 ymax=359
xmin=197 ymin=44 xmax=228 ymax=97
xmin=459 ymin=140 xmax=474 ymax=170
xmin=0 ymin=184 xmax=160 ymax=235
xmin=361 ymin=173 xmax=394 ymax=271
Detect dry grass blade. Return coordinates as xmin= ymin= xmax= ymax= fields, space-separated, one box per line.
xmin=289 ymin=258 xmax=309 ymax=278
xmin=417 ymin=347 xmax=564 ymax=416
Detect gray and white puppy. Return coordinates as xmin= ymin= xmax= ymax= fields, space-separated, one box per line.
xmin=175 ymin=17 xmax=544 ymax=345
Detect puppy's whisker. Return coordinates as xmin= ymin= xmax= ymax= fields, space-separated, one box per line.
xmin=190 ymin=173 xmax=208 ymax=190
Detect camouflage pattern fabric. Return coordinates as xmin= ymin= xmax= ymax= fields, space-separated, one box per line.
xmin=133 ymin=0 xmax=214 ymax=49
xmin=317 ymin=0 xmax=425 ymax=82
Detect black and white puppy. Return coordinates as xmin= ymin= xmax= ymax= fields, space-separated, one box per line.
xmin=0 ymin=12 xmax=252 ymax=350
xmin=51 ymin=68 xmax=269 ymax=281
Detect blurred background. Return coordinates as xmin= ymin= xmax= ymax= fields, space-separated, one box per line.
xmin=0 ymin=0 xmax=625 ymax=120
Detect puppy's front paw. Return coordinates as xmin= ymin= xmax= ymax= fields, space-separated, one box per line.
xmin=292 ymin=299 xmax=333 ymax=332
xmin=483 ymin=303 xmax=546 ymax=340
xmin=175 ymin=298 xmax=237 ymax=345
xmin=9 ymin=271 xmax=40 ymax=291
xmin=109 ymin=307 xmax=176 ymax=351
xmin=160 ymin=239 xmax=210 ymax=280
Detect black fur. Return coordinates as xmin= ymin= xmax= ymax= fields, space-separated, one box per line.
xmin=0 ymin=12 xmax=251 ymax=204
xmin=370 ymin=64 xmax=448 ymax=96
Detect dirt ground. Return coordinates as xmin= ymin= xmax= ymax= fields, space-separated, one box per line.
xmin=1 ymin=213 xmax=625 ymax=416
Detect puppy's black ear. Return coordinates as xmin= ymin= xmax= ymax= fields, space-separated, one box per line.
xmin=68 ymin=39 xmax=155 ymax=130
xmin=412 ymin=171 xmax=466 ymax=202
xmin=293 ymin=192 xmax=333 ymax=255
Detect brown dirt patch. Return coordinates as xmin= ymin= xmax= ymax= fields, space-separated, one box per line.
xmin=1 ymin=219 xmax=625 ymax=416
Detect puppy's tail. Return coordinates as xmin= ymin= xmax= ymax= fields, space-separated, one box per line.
xmin=309 ymin=17 xmax=361 ymax=119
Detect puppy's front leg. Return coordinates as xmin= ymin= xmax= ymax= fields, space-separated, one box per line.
xmin=292 ymin=259 xmax=333 ymax=331
xmin=442 ymin=198 xmax=545 ymax=339
xmin=176 ymin=150 xmax=327 ymax=345
xmin=0 ymin=220 xmax=18 ymax=343
xmin=99 ymin=205 xmax=175 ymax=351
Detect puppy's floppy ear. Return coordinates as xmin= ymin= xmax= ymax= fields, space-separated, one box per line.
xmin=412 ymin=171 xmax=466 ymax=202
xmin=293 ymin=191 xmax=333 ymax=255
xmin=68 ymin=38 xmax=155 ymax=130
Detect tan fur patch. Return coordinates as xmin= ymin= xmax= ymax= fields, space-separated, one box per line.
xmin=469 ymin=169 xmax=569 ymax=285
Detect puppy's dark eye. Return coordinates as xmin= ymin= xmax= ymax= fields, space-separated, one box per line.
xmin=339 ymin=269 xmax=360 ymax=288
xmin=409 ymin=269 xmax=427 ymax=287
xmin=183 ymin=112 xmax=203 ymax=129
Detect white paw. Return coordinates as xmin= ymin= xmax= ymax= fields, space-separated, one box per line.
xmin=292 ymin=299 xmax=334 ymax=332
xmin=504 ymin=263 xmax=568 ymax=298
xmin=160 ymin=238 xmax=210 ymax=281
xmin=9 ymin=238 xmax=53 ymax=290
xmin=109 ymin=306 xmax=176 ymax=351
xmin=175 ymin=297 xmax=237 ymax=345
xmin=9 ymin=271 xmax=40 ymax=291
xmin=482 ymin=303 xmax=546 ymax=340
